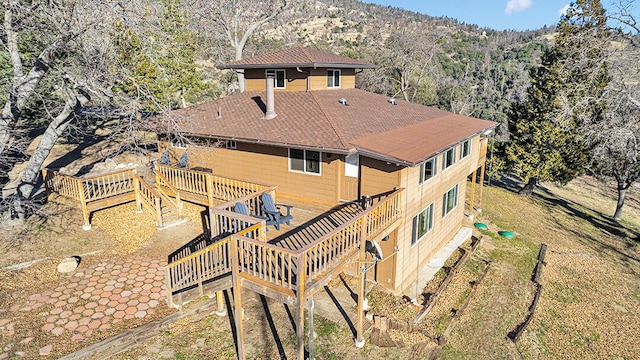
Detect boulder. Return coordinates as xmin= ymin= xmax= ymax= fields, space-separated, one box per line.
xmin=57 ymin=256 xmax=81 ymax=273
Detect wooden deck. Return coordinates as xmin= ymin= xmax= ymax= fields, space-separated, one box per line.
xmin=44 ymin=164 xmax=405 ymax=360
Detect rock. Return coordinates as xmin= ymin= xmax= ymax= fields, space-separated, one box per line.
xmin=57 ymin=256 xmax=81 ymax=273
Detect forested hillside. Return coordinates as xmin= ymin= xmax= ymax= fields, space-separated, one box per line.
xmin=1 ymin=0 xmax=638 ymax=222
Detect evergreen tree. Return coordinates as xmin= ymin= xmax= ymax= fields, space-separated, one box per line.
xmin=504 ymin=0 xmax=610 ymax=195
xmin=112 ymin=0 xmax=210 ymax=113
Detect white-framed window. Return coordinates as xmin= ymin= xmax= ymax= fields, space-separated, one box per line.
xmin=226 ymin=140 xmax=237 ymax=149
xmin=442 ymin=184 xmax=459 ymax=217
xmin=289 ymin=148 xmax=321 ymax=175
xmin=442 ymin=147 xmax=456 ymax=170
xmin=460 ymin=139 xmax=471 ymax=159
xmin=345 ymin=153 xmax=359 ymax=178
xmin=327 ymin=69 xmax=341 ymax=88
xmin=267 ymin=69 xmax=286 ymax=89
xmin=412 ymin=203 xmax=434 ymax=245
xmin=170 ymin=135 xmax=186 ymax=149
xmin=275 ymin=69 xmax=286 ymax=89
xmin=419 ymin=156 xmax=437 ymax=184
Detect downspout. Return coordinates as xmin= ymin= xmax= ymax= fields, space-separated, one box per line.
xmin=297 ymin=67 xmax=310 ymax=92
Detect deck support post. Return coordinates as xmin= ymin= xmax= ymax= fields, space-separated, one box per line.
xmin=296 ymin=252 xmax=307 ymax=360
xmin=478 ymin=161 xmax=486 ymax=211
xmin=355 ymin=223 xmax=367 ymax=348
xmin=308 ymin=297 xmax=315 ymax=360
xmin=215 ymin=291 xmax=226 ymax=316
xmin=78 ymin=178 xmax=91 ymax=230
xmin=469 ymin=168 xmax=477 ymax=215
xmin=229 ymin=237 xmax=245 ymax=360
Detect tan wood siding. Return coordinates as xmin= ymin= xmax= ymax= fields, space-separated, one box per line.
xmin=161 ymin=141 xmax=341 ymax=203
xmin=360 ymin=157 xmax=402 ymax=197
xmin=390 ymin=142 xmax=478 ymax=295
xmin=244 ymin=68 xmax=308 ymax=92
xmin=309 ymin=68 xmax=356 ymax=90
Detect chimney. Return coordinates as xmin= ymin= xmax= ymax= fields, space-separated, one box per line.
xmin=263 ymin=70 xmax=277 ymax=120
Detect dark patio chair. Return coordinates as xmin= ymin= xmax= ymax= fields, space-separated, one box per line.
xmin=234 ymin=202 xmax=270 ymax=232
xmin=260 ymin=193 xmax=293 ymax=230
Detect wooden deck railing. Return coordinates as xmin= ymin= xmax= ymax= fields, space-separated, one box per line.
xmin=42 ymin=168 xmax=136 ymax=202
xmin=82 ymin=170 xmax=136 ymax=202
xmin=210 ymin=188 xmax=274 ymax=239
xmin=155 ymin=164 xmax=273 ymax=206
xmin=300 ymin=188 xmax=403 ymax=286
xmin=232 ymin=235 xmax=299 ymax=296
xmin=165 ymin=237 xmax=231 ymax=307
xmin=134 ymin=175 xmax=163 ymax=228
xmin=155 ymin=171 xmax=182 ymax=215
xmin=43 ymin=169 xmax=83 ymax=201
xmin=43 ymin=168 xmax=137 ymax=229
xmin=166 ymin=187 xmax=404 ymax=302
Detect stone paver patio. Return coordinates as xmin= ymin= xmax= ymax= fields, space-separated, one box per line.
xmin=0 ymin=256 xmax=167 ymax=358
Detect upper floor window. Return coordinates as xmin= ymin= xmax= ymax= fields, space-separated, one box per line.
xmin=442 ymin=147 xmax=456 ymax=170
xmin=442 ymin=184 xmax=459 ymax=217
xmin=460 ymin=139 xmax=471 ymax=159
xmin=412 ymin=203 xmax=434 ymax=245
xmin=289 ymin=148 xmax=321 ymax=175
xmin=274 ymin=69 xmax=286 ymax=89
xmin=225 ymin=140 xmax=237 ymax=149
xmin=419 ymin=156 xmax=437 ymax=184
xmin=327 ymin=69 xmax=341 ymax=88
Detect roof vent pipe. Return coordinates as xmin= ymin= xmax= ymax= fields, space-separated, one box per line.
xmin=388 ymin=98 xmax=397 ymax=105
xmin=338 ymin=98 xmax=348 ymax=106
xmin=263 ymin=70 xmax=277 ymax=120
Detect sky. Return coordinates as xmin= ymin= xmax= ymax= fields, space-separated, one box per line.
xmin=363 ymin=0 xmax=626 ymax=31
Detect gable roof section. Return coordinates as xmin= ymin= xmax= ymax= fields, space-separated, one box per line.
xmin=161 ymin=88 xmax=496 ymax=166
xmin=350 ymin=115 xmax=494 ymax=165
xmin=220 ymin=46 xmax=377 ymax=69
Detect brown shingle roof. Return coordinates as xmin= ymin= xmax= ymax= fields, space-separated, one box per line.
xmin=161 ymin=89 xmax=496 ymax=166
xmin=220 ymin=46 xmax=377 ymax=69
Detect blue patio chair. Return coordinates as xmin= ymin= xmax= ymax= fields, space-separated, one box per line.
xmin=233 ymin=202 xmax=269 ymax=232
xmin=160 ymin=150 xmax=170 ymax=165
xmin=178 ymin=153 xmax=189 ymax=168
xmin=260 ymin=193 xmax=293 ymax=230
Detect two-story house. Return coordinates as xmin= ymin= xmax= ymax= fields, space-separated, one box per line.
xmin=157 ymin=46 xmax=496 ymax=296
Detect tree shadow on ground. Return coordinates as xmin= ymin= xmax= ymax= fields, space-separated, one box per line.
xmin=533 ymin=190 xmax=640 ymax=263
xmin=489 ymin=175 xmax=639 ymax=263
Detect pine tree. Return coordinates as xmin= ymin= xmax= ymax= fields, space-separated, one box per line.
xmin=112 ymin=0 xmax=210 ymax=113
xmin=504 ymin=0 xmax=610 ymax=195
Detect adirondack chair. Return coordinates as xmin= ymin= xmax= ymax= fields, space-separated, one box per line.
xmin=233 ymin=202 xmax=269 ymax=232
xmin=260 ymin=193 xmax=293 ymax=230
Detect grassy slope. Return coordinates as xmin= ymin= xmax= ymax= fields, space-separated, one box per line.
xmin=111 ymin=176 xmax=639 ymax=359
xmin=442 ymin=177 xmax=640 ymax=359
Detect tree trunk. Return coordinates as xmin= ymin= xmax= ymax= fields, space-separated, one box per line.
xmin=234 ymin=44 xmax=246 ymax=93
xmin=613 ymin=185 xmax=627 ymax=221
xmin=6 ymin=89 xmax=89 ymax=222
xmin=518 ymin=177 xmax=537 ymax=196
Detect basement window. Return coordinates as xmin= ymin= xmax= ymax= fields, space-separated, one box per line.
xmin=412 ymin=203 xmax=434 ymax=245
xmin=442 ymin=184 xmax=459 ymax=217
xmin=289 ymin=148 xmax=321 ymax=175
xmin=327 ymin=69 xmax=341 ymax=88
xmin=419 ymin=156 xmax=437 ymax=184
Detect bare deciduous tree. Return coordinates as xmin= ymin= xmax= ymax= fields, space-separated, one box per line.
xmin=0 ymin=0 xmax=119 ymax=222
xmin=193 ymin=0 xmax=287 ymax=92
